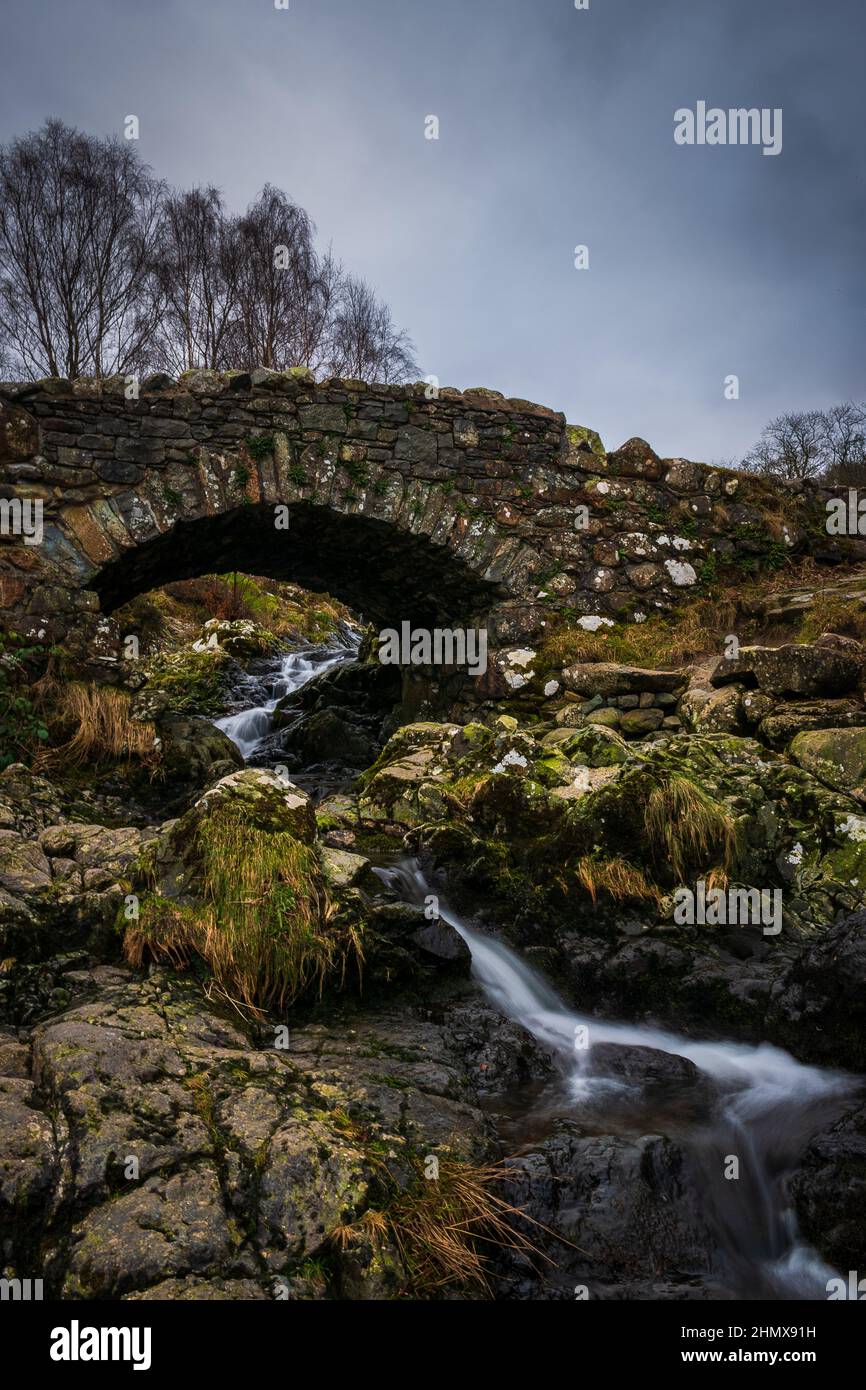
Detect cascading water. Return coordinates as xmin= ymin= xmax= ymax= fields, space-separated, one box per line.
xmin=214 ymin=626 xmax=359 ymax=759
xmin=377 ymin=858 xmax=855 ymax=1301
xmin=215 ymin=638 xmax=856 ymax=1301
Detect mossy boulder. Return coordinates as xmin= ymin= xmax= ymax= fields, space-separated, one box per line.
xmin=194 ymin=619 xmax=281 ymax=660
xmin=190 ymin=768 xmax=317 ymax=843
xmin=759 ymin=700 xmax=866 ymax=750
xmin=790 ymin=728 xmax=866 ymax=801
xmin=139 ymin=646 xmax=238 ymax=716
xmin=565 ymin=423 xmax=605 ymax=458
xmin=711 ymin=641 xmax=863 ymax=698
xmin=543 ymin=726 xmax=628 ymax=767
xmin=148 ymin=768 xmax=317 ymax=903
xmin=156 ymin=715 xmax=243 ymax=803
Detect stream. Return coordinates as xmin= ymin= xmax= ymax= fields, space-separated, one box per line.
xmin=214 ymin=636 xmax=855 ymax=1302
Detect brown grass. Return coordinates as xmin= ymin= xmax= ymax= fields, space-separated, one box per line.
xmin=330 ymin=1154 xmax=559 ymax=1296
xmin=125 ymin=803 xmax=364 ymax=1017
xmin=538 ymin=592 xmax=741 ymax=672
xmin=573 ymin=856 xmax=663 ymax=906
xmin=36 ymin=681 xmax=159 ymax=770
xmin=644 ymin=771 xmax=739 ymax=880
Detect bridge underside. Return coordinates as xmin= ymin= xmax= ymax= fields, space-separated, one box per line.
xmin=93 ymin=502 xmax=508 ymax=633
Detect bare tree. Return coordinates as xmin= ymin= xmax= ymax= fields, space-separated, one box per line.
xmin=151 ymin=186 xmax=242 ymax=374
xmin=742 ymin=403 xmax=866 ymax=484
xmin=324 ymin=272 xmax=418 ymax=383
xmin=0 ymin=120 xmax=420 ymax=386
xmin=742 ymin=409 xmax=827 ymax=481
xmin=0 ymin=119 xmax=163 ymax=379
xmin=226 ymin=185 xmax=319 ymax=370
xmin=820 ymin=402 xmax=866 ymax=485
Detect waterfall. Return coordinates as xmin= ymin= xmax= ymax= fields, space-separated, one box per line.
xmin=214 ymin=629 xmax=359 ymax=759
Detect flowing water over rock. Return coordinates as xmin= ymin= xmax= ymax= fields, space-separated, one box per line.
xmin=376 ymin=858 xmax=855 ymax=1300
xmin=210 ymin=634 xmax=858 ymax=1301
xmin=214 ymin=627 xmax=359 ymax=761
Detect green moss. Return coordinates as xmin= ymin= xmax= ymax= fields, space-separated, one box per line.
xmin=142 ymin=646 xmax=232 ymax=714
xmin=126 ymin=802 xmax=365 ymax=1014
xmin=246 ymin=433 xmax=275 ymax=461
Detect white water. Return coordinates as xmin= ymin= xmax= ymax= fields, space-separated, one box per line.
xmin=214 ymin=636 xmax=856 ymax=1301
xmin=379 ymin=858 xmax=855 ymax=1299
xmin=214 ymin=634 xmax=357 ymax=759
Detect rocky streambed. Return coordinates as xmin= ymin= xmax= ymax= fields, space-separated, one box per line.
xmin=1 ymin=618 xmax=865 ymax=1301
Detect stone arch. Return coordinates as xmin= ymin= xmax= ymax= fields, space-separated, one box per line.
xmin=91 ymin=499 xmax=512 ymax=632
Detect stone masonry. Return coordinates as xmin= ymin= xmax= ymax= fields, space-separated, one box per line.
xmin=0 ymin=369 xmax=861 ymax=681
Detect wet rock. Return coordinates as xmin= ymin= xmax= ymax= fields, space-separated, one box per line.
xmin=410 ymin=917 xmax=472 ymax=970
xmin=588 ymin=1042 xmax=712 ymax=1104
xmin=442 ymin=999 xmax=556 ymax=1095
xmin=790 ymin=1097 xmax=866 ymax=1270
xmin=156 ymin=715 xmax=243 ymax=805
xmin=770 ymin=910 xmax=866 ymax=1070
xmin=278 ymin=708 xmax=379 ymax=768
xmin=494 ymin=1125 xmax=715 ymax=1298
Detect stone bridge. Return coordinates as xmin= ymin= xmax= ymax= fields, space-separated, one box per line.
xmin=0 ymin=369 xmax=857 ymax=688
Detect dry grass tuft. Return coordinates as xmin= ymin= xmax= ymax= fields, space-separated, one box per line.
xmin=573 ymin=856 xmax=662 ymax=906
xmin=37 ymin=681 xmax=159 ymax=770
xmin=644 ymin=771 xmax=738 ymax=880
xmin=124 ymin=804 xmax=364 ymax=1016
xmin=330 ymin=1154 xmax=557 ymax=1296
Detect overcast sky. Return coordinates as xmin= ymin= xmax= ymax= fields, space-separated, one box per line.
xmin=1 ymin=0 xmax=863 ymax=461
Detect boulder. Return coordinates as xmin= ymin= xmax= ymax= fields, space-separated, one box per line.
xmin=619 ymin=707 xmax=665 ymax=738
xmin=156 ymin=714 xmax=243 ymax=803
xmin=541 ymin=725 xmax=628 ymax=767
xmin=278 ymin=708 xmax=379 ymax=768
xmin=790 ymin=1098 xmax=866 ymax=1270
xmin=692 ymin=685 xmax=744 ymax=735
xmin=607 ymin=437 xmax=664 ymax=481
xmin=757 ymin=700 xmax=866 ymax=750
xmin=189 ymin=768 xmax=317 ymax=843
xmin=563 ymin=662 xmax=686 ymax=698
xmin=790 ymin=728 xmax=866 ymax=801
xmin=710 ymin=641 xmax=864 ymax=698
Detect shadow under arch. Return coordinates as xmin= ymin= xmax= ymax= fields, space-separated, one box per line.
xmin=91 ymin=502 xmax=507 ymax=631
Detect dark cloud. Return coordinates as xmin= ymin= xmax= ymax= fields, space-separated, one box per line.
xmin=1 ymin=0 xmax=863 ymax=460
